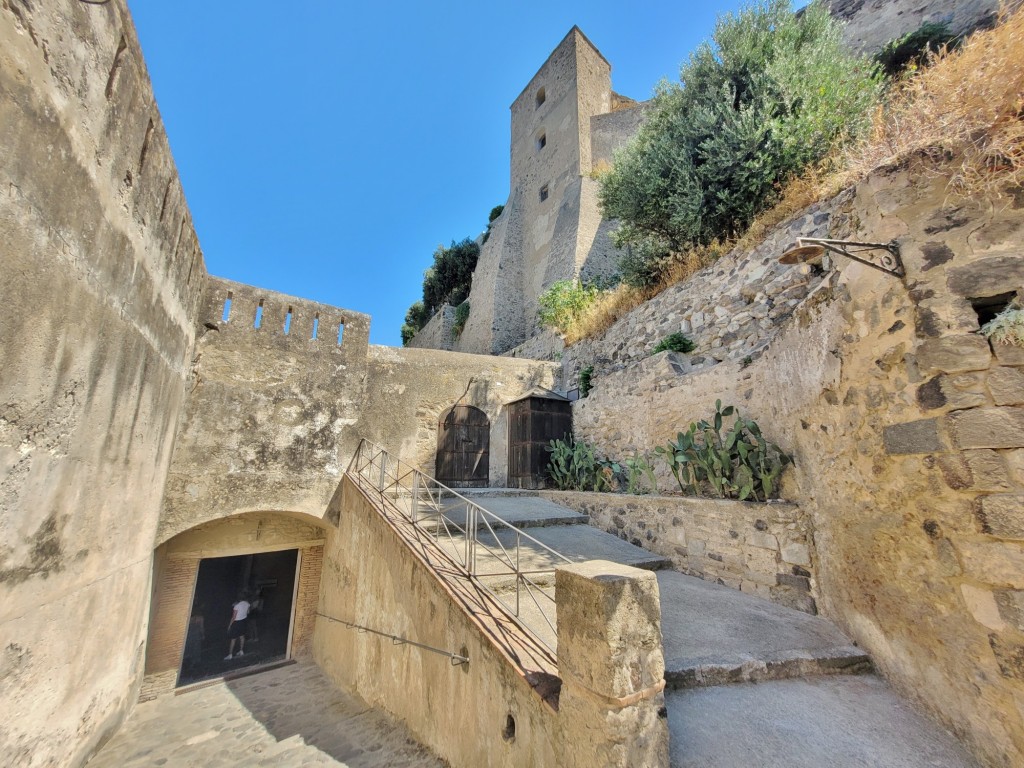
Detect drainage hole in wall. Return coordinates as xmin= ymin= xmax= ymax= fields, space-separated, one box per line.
xmin=502 ymin=714 xmax=516 ymax=741
xmin=970 ymin=292 xmax=1016 ymax=327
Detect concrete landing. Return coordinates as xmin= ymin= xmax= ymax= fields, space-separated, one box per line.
xmin=443 ymin=493 xmax=589 ymax=528
xmin=667 ymin=675 xmax=977 ymax=767
xmin=658 ymin=571 xmax=870 ymax=687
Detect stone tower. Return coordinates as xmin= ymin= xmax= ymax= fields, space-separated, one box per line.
xmin=418 ymin=27 xmax=647 ymax=355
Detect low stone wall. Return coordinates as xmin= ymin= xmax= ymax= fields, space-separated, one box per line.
xmin=539 ymin=492 xmax=817 ymax=613
xmin=314 ymin=476 xmax=668 ymax=768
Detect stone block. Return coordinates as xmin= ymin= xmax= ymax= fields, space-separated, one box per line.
xmin=960 ymin=584 xmax=1007 ymax=631
xmin=947 ymin=253 xmax=1024 ymax=297
xmin=958 ymin=540 xmax=1024 ymax=587
xmin=995 ymin=590 xmax=1024 ymax=632
xmin=948 ymin=407 xmax=1024 ymax=449
xmin=780 ymin=542 xmax=811 ymax=567
xmin=936 ymin=454 xmax=972 ymax=490
xmin=776 ymin=573 xmax=812 ymax=592
xmin=964 ymin=450 xmax=1012 ymax=492
xmin=978 ymin=495 xmax=1024 ymax=539
xmin=1007 ymin=450 xmax=1024 ymax=486
xmin=988 ymin=366 xmax=1024 ymax=405
xmin=916 ymin=335 xmax=992 ymax=374
xmin=993 ymin=343 xmax=1024 ymax=366
xmin=745 ymin=530 xmax=778 ymax=550
xmin=882 ymin=418 xmax=944 ymax=454
xmin=555 ymin=560 xmax=664 ymax=699
xmin=988 ymin=634 xmax=1024 ymax=680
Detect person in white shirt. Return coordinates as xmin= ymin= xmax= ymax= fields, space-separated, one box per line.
xmin=224 ymin=594 xmax=251 ymax=660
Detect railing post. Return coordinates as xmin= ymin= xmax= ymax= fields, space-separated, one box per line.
xmin=411 ymin=472 xmax=420 ymax=523
xmin=378 ymin=452 xmax=387 ymax=492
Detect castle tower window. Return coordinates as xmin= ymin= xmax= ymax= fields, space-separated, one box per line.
xmin=537 ymin=132 xmax=546 ymax=151
xmin=536 ymin=87 xmax=546 ymax=107
xmin=539 ymin=184 xmax=549 ymax=202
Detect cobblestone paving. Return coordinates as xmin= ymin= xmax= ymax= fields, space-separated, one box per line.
xmin=87 ymin=662 xmax=443 ymax=768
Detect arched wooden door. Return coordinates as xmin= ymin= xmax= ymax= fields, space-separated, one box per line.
xmin=435 ymin=405 xmax=489 ymax=487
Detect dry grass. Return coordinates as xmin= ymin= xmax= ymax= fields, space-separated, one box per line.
xmin=568 ymin=4 xmax=1024 ymax=345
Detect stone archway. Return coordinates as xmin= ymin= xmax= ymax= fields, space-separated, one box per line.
xmin=141 ymin=512 xmax=326 ymax=699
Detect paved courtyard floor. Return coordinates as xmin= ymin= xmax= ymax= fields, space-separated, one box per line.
xmin=87 ymin=662 xmax=443 ymax=768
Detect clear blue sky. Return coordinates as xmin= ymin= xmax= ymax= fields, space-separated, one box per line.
xmin=130 ymin=1 xmax=754 ymax=346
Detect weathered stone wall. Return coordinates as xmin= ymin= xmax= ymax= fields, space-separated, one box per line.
xmin=590 ymin=102 xmax=650 ymax=170
xmin=824 ymin=0 xmax=1001 ymax=53
xmin=354 ymin=346 xmax=560 ymax=487
xmin=562 ymin=192 xmax=847 ymax=390
xmin=158 ymin=278 xmax=370 ymax=543
xmin=407 ymin=304 xmax=455 ymax=350
xmin=570 ymin=162 xmax=1024 ymax=766
xmin=0 ymin=2 xmax=205 ymax=765
xmin=539 ymin=492 xmax=817 ymax=613
xmin=314 ymin=476 xmax=668 ymax=768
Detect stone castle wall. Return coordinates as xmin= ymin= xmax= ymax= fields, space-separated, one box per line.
xmin=569 ymin=162 xmax=1024 ymax=766
xmin=0 ymin=1 xmax=205 ymax=764
xmin=406 ymin=303 xmax=456 ymax=350
xmin=824 ymin=0 xmax=1001 ymax=53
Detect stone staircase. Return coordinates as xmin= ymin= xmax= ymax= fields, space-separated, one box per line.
xmin=456 ymin=490 xmax=977 ymax=768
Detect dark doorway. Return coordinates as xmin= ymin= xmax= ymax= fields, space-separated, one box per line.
xmin=436 ymin=405 xmax=489 ymax=487
xmin=179 ymin=548 xmax=298 ymax=686
xmin=508 ymin=390 xmax=572 ymax=489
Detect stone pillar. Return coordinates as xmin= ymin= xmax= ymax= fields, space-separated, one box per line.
xmin=555 ymin=560 xmax=669 ymax=767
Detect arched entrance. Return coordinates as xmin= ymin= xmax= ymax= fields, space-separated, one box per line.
xmin=435 ymin=405 xmax=489 ymax=487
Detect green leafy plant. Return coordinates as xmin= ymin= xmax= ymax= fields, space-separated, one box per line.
xmin=451 ymin=301 xmax=470 ymax=339
xmin=874 ymin=21 xmax=960 ymax=78
xmin=545 ymin=437 xmax=619 ymax=492
xmin=599 ymin=0 xmax=880 ymax=283
xmin=655 ymin=400 xmax=791 ymax=501
xmin=624 ymin=451 xmax=658 ymax=495
xmin=537 ymin=280 xmax=604 ymax=337
xmin=578 ymin=365 xmax=594 ymax=398
xmin=652 ymin=332 xmax=695 ymax=355
xmin=981 ymin=304 xmax=1024 ymax=347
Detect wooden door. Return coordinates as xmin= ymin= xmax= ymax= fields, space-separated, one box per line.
xmin=436 ymin=405 xmax=489 ymax=487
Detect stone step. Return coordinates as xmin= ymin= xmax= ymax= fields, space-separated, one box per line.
xmin=666 ymin=675 xmax=977 ymax=768
xmin=439 ymin=492 xmax=590 ymax=529
xmin=658 ymin=571 xmax=871 ymax=688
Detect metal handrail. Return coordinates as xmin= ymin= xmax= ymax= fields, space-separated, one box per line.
xmin=345 ymin=438 xmax=571 ymax=661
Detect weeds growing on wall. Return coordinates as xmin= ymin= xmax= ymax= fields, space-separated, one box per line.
xmin=652 ymin=332 xmax=695 ymax=355
xmin=654 ymin=401 xmax=791 ymax=501
xmin=537 ymin=280 xmax=604 ymax=338
xmin=451 ymin=301 xmax=470 ymax=339
xmin=578 ymin=365 xmax=594 ymax=398
xmin=981 ymin=303 xmax=1024 ymax=347
xmin=545 ymin=438 xmax=619 ymax=492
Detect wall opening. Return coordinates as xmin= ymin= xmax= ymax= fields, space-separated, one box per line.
xmin=337 ymin=322 xmax=345 ymax=345
xmin=535 ymin=87 xmax=546 ymax=108
xmin=537 ymin=131 xmax=547 ymax=151
xmin=502 ymin=714 xmax=516 ymax=741
xmin=284 ymin=307 xmax=293 ymax=335
xmin=222 ymin=292 xmax=233 ymax=323
xmin=539 ymin=184 xmax=549 ymax=203
xmin=971 ymin=292 xmax=1016 ymax=327
xmin=312 ymin=314 xmax=319 ymax=340
xmin=254 ymin=300 xmax=264 ymax=329
xmin=179 ymin=548 xmax=299 ymax=686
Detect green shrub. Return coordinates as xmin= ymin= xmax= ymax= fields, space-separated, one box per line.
xmin=537 ymin=280 xmax=603 ymax=336
xmin=655 ymin=400 xmax=791 ymax=501
xmin=874 ymin=21 xmax=960 ymax=78
xmin=652 ymin=332 xmax=695 ymax=355
xmin=451 ymin=301 xmax=470 ymax=339
xmin=578 ymin=365 xmax=594 ymax=398
xmin=422 ymin=238 xmax=479 ymax=313
xmin=599 ymin=0 xmax=880 ymax=281
xmin=488 ymin=204 xmax=505 ymax=222
xmin=400 ymin=301 xmax=431 ymax=346
xmin=624 ymin=451 xmax=658 ymax=495
xmin=545 ymin=438 xmax=620 ymax=492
